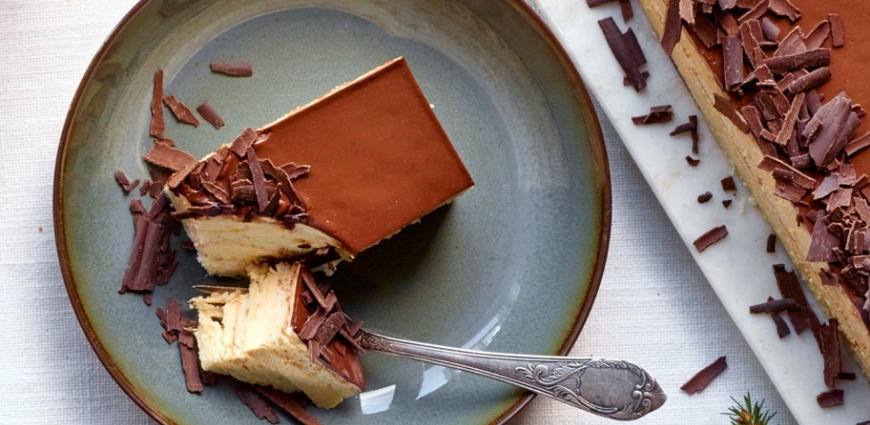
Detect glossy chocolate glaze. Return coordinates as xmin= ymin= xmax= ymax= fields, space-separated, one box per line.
xmin=290 ymin=277 xmax=364 ymax=390
xmin=253 ymin=57 xmax=473 ymax=256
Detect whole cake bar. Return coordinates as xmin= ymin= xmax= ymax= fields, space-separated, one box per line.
xmin=166 ymin=57 xmax=474 ymax=276
xmin=190 ymin=262 xmax=364 ymax=409
xmin=637 ymin=0 xmax=870 ymax=380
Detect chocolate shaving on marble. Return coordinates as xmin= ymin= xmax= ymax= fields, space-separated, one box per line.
xmin=714 ymin=94 xmax=750 ymax=133
xmin=255 ymin=387 xmax=324 ymax=425
xmin=661 ymin=0 xmax=682 ymax=56
xmin=632 ymin=105 xmax=673 ymax=124
xmin=722 ymin=199 xmax=733 ymax=208
xmin=680 ymin=356 xmax=727 ymax=394
xmin=686 ymin=156 xmax=700 ymax=166
xmin=143 ymin=143 xmax=197 ymax=172
xmin=821 ymin=318 xmax=841 ymax=389
xmin=598 ymin=17 xmax=647 ymax=92
xmin=721 ymin=176 xmax=737 ymax=192
xmin=773 ymin=264 xmax=820 ymax=340
xmin=693 ymin=225 xmax=728 ymax=252
xmin=150 ymin=69 xmax=165 ymax=138
xmin=210 ymin=62 xmax=253 ymax=77
xmin=235 ymin=384 xmax=279 ymax=424
xmin=829 ymin=14 xmax=844 ymax=48
xmin=114 ymin=170 xmax=140 ymax=193
xmin=619 ymin=0 xmax=633 ymax=22
xmin=196 ymin=100 xmax=225 ymax=129
xmin=698 ymin=192 xmax=713 ymax=203
xmin=767 ymin=234 xmax=777 ymax=253
xmin=837 ymin=372 xmax=856 ymax=381
xmin=767 ymin=297 xmax=791 ymax=338
xmin=162 ymin=95 xmax=199 ymax=127
xmin=749 ymin=297 xmax=797 ymax=314
xmin=816 ymin=389 xmax=844 ymax=408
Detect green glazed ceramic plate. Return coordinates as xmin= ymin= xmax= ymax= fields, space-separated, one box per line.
xmin=54 ymin=1 xmax=610 ymax=424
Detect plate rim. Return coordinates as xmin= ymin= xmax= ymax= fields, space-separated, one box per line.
xmin=52 ymin=1 xmax=612 ymax=424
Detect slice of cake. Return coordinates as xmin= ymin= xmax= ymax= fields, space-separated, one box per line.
xmin=636 ymin=1 xmax=870 ymax=378
xmin=190 ymin=262 xmax=365 ymax=409
xmin=166 ymin=57 xmax=474 ymax=277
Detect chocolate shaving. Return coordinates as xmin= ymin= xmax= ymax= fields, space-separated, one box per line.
xmin=837 ymin=372 xmax=856 ymax=381
xmin=722 ymin=36 xmax=744 ymax=90
xmin=774 ymin=27 xmax=806 ymax=58
xmin=761 ymin=49 xmax=830 ymax=75
xmin=661 ymin=0 xmax=682 ymax=57
xmin=804 ymin=21 xmax=830 ymax=50
xmin=114 ymin=170 xmax=140 ymax=193
xmin=821 ymin=318 xmax=841 ymax=388
xmin=721 ymin=176 xmax=737 ymax=192
xmin=162 ymin=95 xmax=199 ymax=127
xmin=679 ymin=0 xmax=694 ymax=25
xmin=680 ymin=356 xmax=727 ymax=394
xmin=244 ymin=147 xmax=270 ymax=212
xmin=143 ymin=142 xmax=197 ymax=172
xmin=768 ymin=0 xmax=801 ymax=22
xmin=767 ymin=297 xmax=791 ymax=338
xmin=714 ymin=94 xmax=750 ymax=133
xmin=255 ymin=387 xmax=324 ymax=425
xmin=698 ymin=192 xmax=713 ymax=203
xmin=623 ymin=28 xmax=647 ymax=68
xmin=623 ymin=72 xmax=651 ymax=86
xmin=281 ymin=163 xmax=311 ymax=180
xmin=816 ymin=389 xmax=844 ymax=408
xmin=737 ymin=0 xmax=769 ymax=25
xmin=619 ymin=0 xmax=633 ymax=22
xmin=693 ymin=225 xmax=728 ymax=252
xmin=150 ymin=69 xmax=165 ymax=138
xmin=767 ymin=234 xmax=776 ymax=253
xmin=201 ymin=180 xmax=230 ymax=204
xmin=210 ymin=62 xmax=253 ymax=77
xmin=749 ymin=297 xmax=797 ymax=314
xmin=234 ymin=384 xmax=279 ymax=424
xmin=689 ymin=13 xmax=720 ymax=49
xmin=686 ymin=156 xmax=700 ymax=166
xmin=760 ymin=17 xmax=780 ymax=41
xmin=773 ymin=264 xmax=820 ymax=340
xmin=670 ymin=119 xmax=696 ymax=136
xmin=180 ymin=337 xmax=203 ymax=393
xmin=632 ymin=105 xmax=674 ymax=125
xmin=722 ymin=199 xmax=733 ymax=208
xmin=598 ymin=17 xmax=647 ymax=92
xmin=166 ymin=160 xmax=199 ymax=190
xmin=829 ymin=13 xmax=844 ymax=48
xmin=787 ymin=67 xmax=832 ymax=94
xmin=231 ymin=128 xmax=258 ymax=157
xmin=845 ymin=132 xmax=870 ymax=157
xmin=171 ymin=204 xmax=221 ymax=219
xmin=196 ymin=100 xmax=225 ymax=129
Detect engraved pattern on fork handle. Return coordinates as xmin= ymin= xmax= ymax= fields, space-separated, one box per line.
xmin=357 ymin=330 xmax=666 ymax=421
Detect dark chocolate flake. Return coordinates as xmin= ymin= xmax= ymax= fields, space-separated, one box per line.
xmin=230 ymin=128 xmax=258 ymax=157
xmin=693 ymin=225 xmax=728 ymax=252
xmin=234 ymin=384 xmax=279 ymax=424
xmin=210 ymin=62 xmax=253 ymax=77
xmin=749 ymin=297 xmax=797 ymax=314
xmin=143 ymin=143 xmax=197 ymax=172
xmin=163 ymin=95 xmax=200 ymax=127
xmin=661 ymin=0 xmax=683 ymax=56
xmin=245 ymin=147 xmax=270 ymax=212
xmin=829 ymin=14 xmax=845 ymax=48
xmin=767 ymin=234 xmax=776 ymax=253
xmin=722 ymin=36 xmax=744 ymax=90
xmin=150 ymin=69 xmax=165 ymax=138
xmin=722 ymin=200 xmax=733 ymax=208
xmin=680 ymin=356 xmax=727 ymax=394
xmin=787 ymin=67 xmax=832 ymax=94
xmin=598 ymin=17 xmax=647 ymax=92
xmin=816 ymin=389 xmax=844 ymax=408
xmin=632 ymin=105 xmax=674 ymax=125
xmin=114 ymin=170 xmax=140 ymax=193
xmin=619 ymin=0 xmax=633 ymax=22
xmin=767 ymin=297 xmax=791 ymax=338
xmin=768 ymin=0 xmax=801 ymax=23
xmin=698 ymin=192 xmax=713 ymax=203
xmin=196 ymin=100 xmax=225 ymax=129
xmin=721 ymin=176 xmax=737 ymax=192
xmin=686 ymin=156 xmax=700 ymax=166
xmin=821 ymin=318 xmax=841 ymax=389
xmin=714 ymin=94 xmax=750 ymax=133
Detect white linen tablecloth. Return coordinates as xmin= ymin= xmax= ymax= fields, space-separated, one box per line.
xmin=0 ymin=0 xmax=796 ymax=423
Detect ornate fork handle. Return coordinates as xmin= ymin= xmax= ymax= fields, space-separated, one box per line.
xmin=357 ymin=330 xmax=665 ymax=421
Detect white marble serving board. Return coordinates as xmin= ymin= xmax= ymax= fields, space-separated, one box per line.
xmin=530 ymin=0 xmax=870 ymax=423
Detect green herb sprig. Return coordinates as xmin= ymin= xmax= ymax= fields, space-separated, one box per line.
xmin=723 ymin=393 xmax=777 ymax=425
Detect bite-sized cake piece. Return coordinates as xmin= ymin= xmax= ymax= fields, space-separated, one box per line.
xmin=167 ymin=57 xmax=474 ymax=276
xmin=190 ymin=262 xmax=365 ymax=409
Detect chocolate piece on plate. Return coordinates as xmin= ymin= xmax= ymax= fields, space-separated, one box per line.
xmin=680 ymin=356 xmax=727 ymax=394
xmin=693 ymin=225 xmax=728 ymax=252
xmin=210 ymin=62 xmax=253 ymax=77
xmin=196 ymin=100 xmax=225 ymax=129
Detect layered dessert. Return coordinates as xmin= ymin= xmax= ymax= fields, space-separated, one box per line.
xmin=637 ymin=0 xmax=870 ymax=379
xmin=190 ymin=262 xmax=364 ymax=409
xmin=166 ymin=57 xmax=474 ymax=276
